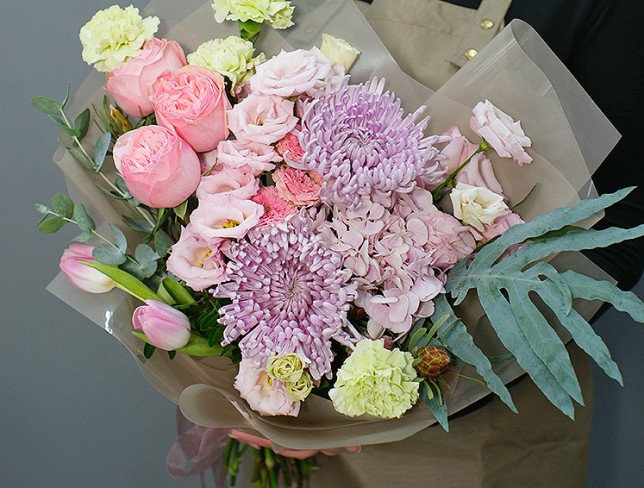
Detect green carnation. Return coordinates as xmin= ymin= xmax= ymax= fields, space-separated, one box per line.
xmin=329 ymin=340 xmax=420 ymax=419
xmin=187 ymin=36 xmax=265 ymax=87
xmin=79 ymin=5 xmax=159 ymax=72
xmin=212 ymin=0 xmax=294 ymax=30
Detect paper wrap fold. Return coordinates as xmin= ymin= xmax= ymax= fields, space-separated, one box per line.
xmin=47 ymin=0 xmax=619 ymax=450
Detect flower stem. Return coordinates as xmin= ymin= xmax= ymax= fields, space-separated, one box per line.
xmin=432 ymin=139 xmax=490 ymax=200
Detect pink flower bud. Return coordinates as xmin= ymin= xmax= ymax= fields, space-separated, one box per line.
xmin=59 ymin=244 xmax=116 ymax=293
xmin=132 ymin=300 xmax=191 ymax=351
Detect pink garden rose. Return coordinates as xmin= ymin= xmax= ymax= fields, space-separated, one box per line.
xmin=249 ymin=48 xmax=344 ymax=98
xmin=113 ymin=125 xmax=201 ymax=208
xmin=151 ymin=66 xmax=231 ymax=152
xmin=228 ymin=94 xmax=298 ymax=145
xmin=272 ymin=165 xmax=322 ymax=207
xmin=234 ymin=358 xmax=300 ymax=417
xmin=132 ymin=300 xmax=191 ymax=351
xmin=471 ymin=100 xmax=533 ymax=166
xmin=166 ymin=227 xmax=228 ymax=292
xmin=200 ymin=140 xmax=282 ymax=175
xmin=251 ymin=186 xmax=296 ymax=227
xmin=59 ymin=244 xmax=116 ymax=293
xmin=196 ymin=165 xmax=259 ymax=200
xmin=481 ymin=211 xmax=525 ymax=243
xmin=275 ymin=131 xmax=304 ymax=165
xmin=105 ymin=38 xmax=186 ymax=118
xmin=189 ymin=194 xmax=264 ymax=240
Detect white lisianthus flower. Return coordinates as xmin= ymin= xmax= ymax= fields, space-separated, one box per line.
xmin=450 ymin=182 xmax=509 ymax=232
xmin=187 ymin=36 xmax=265 ymax=87
xmin=212 ymin=0 xmax=294 ymax=29
xmin=79 ymin=5 xmax=159 ymax=72
xmin=320 ymin=33 xmax=361 ymax=72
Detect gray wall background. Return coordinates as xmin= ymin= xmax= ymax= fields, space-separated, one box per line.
xmin=1 ymin=1 xmax=641 ymax=487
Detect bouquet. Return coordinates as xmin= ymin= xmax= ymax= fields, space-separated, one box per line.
xmin=34 ymin=1 xmax=643 ymax=486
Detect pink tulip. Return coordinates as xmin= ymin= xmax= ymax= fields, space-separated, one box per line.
xmin=105 ymin=38 xmax=187 ymax=118
xmin=151 ymin=66 xmax=231 ymax=152
xmin=59 ymin=244 xmax=116 ymax=293
xmin=113 ymin=125 xmax=201 ymax=208
xmin=132 ymin=300 xmax=191 ymax=351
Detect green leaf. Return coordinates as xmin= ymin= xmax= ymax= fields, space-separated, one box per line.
xmin=421 ymin=382 xmax=449 ymax=431
xmin=62 ymin=83 xmax=71 ymax=109
xmin=154 ymin=231 xmax=173 ymax=258
xmin=161 ymin=278 xmax=196 ymax=305
xmin=133 ymin=331 xmax=225 ymax=357
xmin=32 ymin=96 xmax=62 ymax=115
xmin=38 ymin=216 xmax=66 ymax=233
xmin=238 ymin=19 xmax=263 ymax=43
xmin=48 ymin=114 xmax=79 ymax=137
xmin=168 ymin=350 xmax=177 ymax=360
xmin=80 ymin=261 xmax=163 ymax=303
xmin=92 ymin=244 xmax=126 ymax=266
xmin=143 ymin=342 xmax=156 ymax=359
xmin=74 ymin=108 xmax=91 ymax=141
xmin=34 ymin=203 xmax=51 ymax=214
xmin=51 ymin=193 xmax=74 ymax=219
xmin=93 ymin=132 xmax=112 ymax=172
xmin=67 ymin=147 xmax=95 ymax=171
xmin=109 ymin=224 xmax=128 ymax=253
xmin=123 ymin=216 xmax=154 ymax=233
xmin=73 ymin=203 xmax=95 ymax=233
xmin=174 ymin=200 xmax=189 ymax=221
xmin=121 ymin=244 xmax=159 ymax=280
xmin=73 ymin=231 xmax=93 ymax=243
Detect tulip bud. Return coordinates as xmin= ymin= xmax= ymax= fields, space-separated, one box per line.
xmin=320 ymin=34 xmax=361 ymax=72
xmin=59 ymin=244 xmax=116 ymax=293
xmin=132 ymin=300 xmax=191 ymax=351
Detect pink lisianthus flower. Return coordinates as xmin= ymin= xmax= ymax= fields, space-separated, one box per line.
xmin=251 ymin=187 xmax=297 ymax=226
xmin=228 ymin=94 xmax=298 ymax=145
xmin=113 ymin=125 xmax=201 ymax=208
xmin=59 ymin=244 xmax=116 ymax=293
xmin=275 ymin=131 xmax=305 ymax=166
xmin=272 ymin=165 xmax=322 ymax=207
xmin=471 ymin=100 xmax=533 ymax=166
xmin=234 ymin=358 xmax=300 ymax=417
xmin=166 ymin=227 xmax=228 ymax=292
xmin=189 ymin=194 xmax=264 ymax=240
xmin=151 ymin=66 xmax=231 ymax=152
xmin=105 ymin=38 xmax=186 ymax=118
xmin=481 ymin=211 xmax=525 ymax=243
xmin=196 ymin=165 xmax=259 ymax=200
xmin=132 ymin=300 xmax=191 ymax=351
xmin=204 ymin=140 xmax=282 ymax=176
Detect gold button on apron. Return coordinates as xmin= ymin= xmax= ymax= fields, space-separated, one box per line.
xmin=480 ymin=18 xmax=495 ymax=29
xmin=464 ymin=48 xmax=478 ymax=60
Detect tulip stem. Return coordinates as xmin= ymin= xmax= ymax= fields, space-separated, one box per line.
xmin=432 ymin=139 xmax=490 ymax=200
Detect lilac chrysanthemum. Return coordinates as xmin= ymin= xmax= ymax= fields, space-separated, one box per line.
xmin=214 ymin=214 xmax=358 ymax=380
xmin=299 ymin=78 xmax=445 ymax=207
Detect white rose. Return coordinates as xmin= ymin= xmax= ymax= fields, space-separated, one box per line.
xmin=450 ymin=182 xmax=509 ymax=232
xmin=320 ymin=33 xmax=361 ymax=72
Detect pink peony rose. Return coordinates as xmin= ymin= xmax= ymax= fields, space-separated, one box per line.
xmin=151 ymin=66 xmax=231 ymax=152
xmin=272 ymin=165 xmax=322 ymax=207
xmin=105 ymin=38 xmax=186 ymax=118
xmin=196 ymin=165 xmax=259 ymax=200
xmin=201 ymin=140 xmax=282 ymax=176
xmin=481 ymin=211 xmax=525 ymax=243
xmin=251 ymin=186 xmax=296 ymax=226
xmin=275 ymin=131 xmax=305 ymax=165
xmin=166 ymin=227 xmax=228 ymax=292
xmin=234 ymin=358 xmax=300 ymax=417
xmin=249 ymin=48 xmax=344 ymax=98
xmin=113 ymin=125 xmax=201 ymax=208
xmin=132 ymin=300 xmax=191 ymax=351
xmin=189 ymin=194 xmax=264 ymax=240
xmin=228 ymin=94 xmax=298 ymax=145
xmin=59 ymin=244 xmax=116 ymax=293
xmin=471 ymin=100 xmax=533 ymax=166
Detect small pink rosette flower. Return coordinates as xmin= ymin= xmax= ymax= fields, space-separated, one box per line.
xmin=234 ymin=358 xmax=300 ymax=417
xmin=59 ymin=244 xmax=116 ymax=293
xmin=132 ymin=300 xmax=191 ymax=351
xmin=113 ymin=125 xmax=201 ymax=208
xmin=251 ymin=186 xmax=297 ymax=227
xmin=166 ymin=227 xmax=228 ymax=292
xmin=189 ymin=194 xmax=264 ymax=240
xmin=217 ymin=140 xmax=282 ymax=175
xmin=470 ymin=100 xmax=533 ymax=166
xmin=228 ymin=94 xmax=298 ymax=145
xmin=196 ymin=165 xmax=259 ymax=200
xmin=151 ymin=66 xmax=231 ymax=152
xmin=275 ymin=131 xmax=305 ymax=165
xmin=272 ymin=165 xmax=322 ymax=207
xmin=105 ymin=38 xmax=187 ymax=118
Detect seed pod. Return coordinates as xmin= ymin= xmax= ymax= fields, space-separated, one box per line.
xmin=415 ymin=345 xmax=451 ymax=380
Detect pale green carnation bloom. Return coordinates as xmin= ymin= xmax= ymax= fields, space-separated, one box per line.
xmin=212 ymin=0 xmax=294 ymax=29
xmin=329 ymin=340 xmax=420 ymax=419
xmin=285 ymin=371 xmax=313 ymax=401
xmin=187 ymin=36 xmax=265 ymax=87
xmin=267 ymin=353 xmax=305 ymax=383
xmin=320 ymin=34 xmax=361 ymax=72
xmin=79 ymin=5 xmax=159 ymax=72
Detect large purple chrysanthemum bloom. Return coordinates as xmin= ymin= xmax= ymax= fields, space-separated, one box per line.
xmin=299 ymin=78 xmax=445 ymax=207
xmin=214 ymin=214 xmax=358 ymax=380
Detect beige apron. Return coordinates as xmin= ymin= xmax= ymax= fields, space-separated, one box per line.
xmin=309 ymin=2 xmax=594 ymax=487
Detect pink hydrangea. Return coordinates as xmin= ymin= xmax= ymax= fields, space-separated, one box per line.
xmin=251 ymin=186 xmax=296 ymax=227
xmin=272 ymin=165 xmax=322 ymax=207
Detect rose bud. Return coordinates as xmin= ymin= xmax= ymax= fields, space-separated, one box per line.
xmin=151 ymin=66 xmax=231 ymax=153
xmin=132 ymin=300 xmax=191 ymax=351
xmin=105 ymin=38 xmax=187 ymax=118
xmin=113 ymin=125 xmax=201 ymax=208
xmin=59 ymin=244 xmax=116 ymax=293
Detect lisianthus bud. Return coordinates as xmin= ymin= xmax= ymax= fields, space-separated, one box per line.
xmin=286 ymin=372 xmax=314 ymax=401
xmin=59 ymin=244 xmax=116 ymax=294
xmin=267 ymin=353 xmax=306 ymax=383
xmin=320 ymin=33 xmax=361 ymax=72
xmin=132 ymin=300 xmax=191 ymax=351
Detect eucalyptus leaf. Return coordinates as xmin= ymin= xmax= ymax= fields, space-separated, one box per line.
xmin=32 ymin=96 xmax=62 ymax=115
xmin=38 ymin=216 xmax=66 ymax=234
xmin=93 ymin=132 xmax=112 ymax=172
xmin=109 ymin=224 xmax=128 ymax=253
xmin=121 ymin=244 xmax=159 ymax=280
xmin=92 ymin=244 xmax=126 ymax=266
xmin=80 ymin=261 xmax=163 ymax=303
xmin=74 ymin=108 xmax=91 ymax=141
xmin=62 ymin=83 xmax=71 ymax=109
xmin=174 ymin=200 xmax=189 ymax=221
xmin=421 ymin=382 xmax=448 ymax=431
xmin=73 ymin=231 xmax=93 ymax=243
xmin=51 ymin=193 xmax=74 ymax=219
xmin=34 ymin=203 xmax=51 ymax=214
xmin=143 ymin=342 xmax=156 ymax=359
xmin=67 ymin=147 xmax=95 ymax=171
xmin=154 ymin=231 xmax=173 ymax=258
xmin=123 ymin=216 xmax=154 ymax=233
xmin=73 ymin=203 xmax=95 ymax=233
